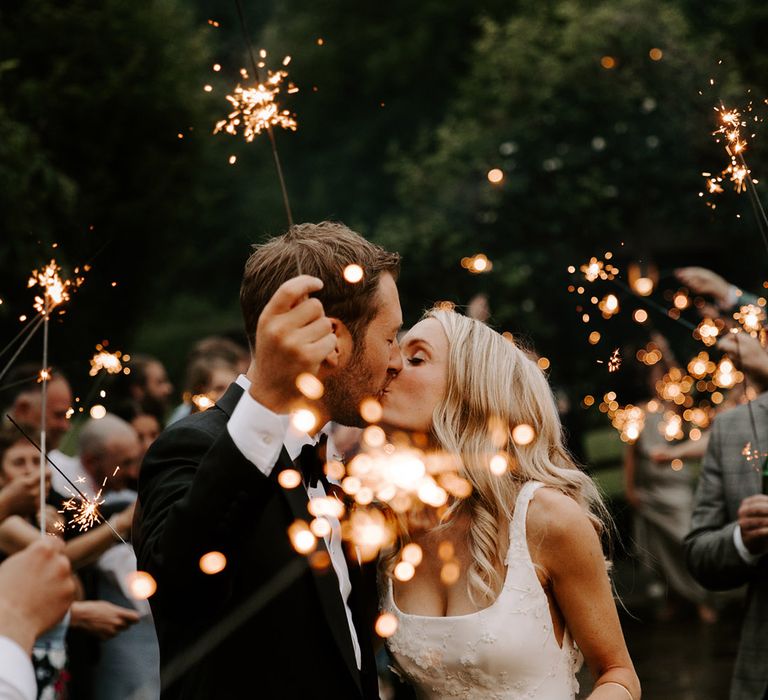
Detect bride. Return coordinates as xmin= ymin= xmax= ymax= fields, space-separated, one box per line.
xmin=378 ymin=308 xmax=640 ymax=700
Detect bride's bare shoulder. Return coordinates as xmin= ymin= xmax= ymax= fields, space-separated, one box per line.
xmin=525 ymin=486 xmax=600 ymax=553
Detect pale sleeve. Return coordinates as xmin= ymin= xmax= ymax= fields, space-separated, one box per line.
xmin=0 ymin=637 xmax=36 ymax=700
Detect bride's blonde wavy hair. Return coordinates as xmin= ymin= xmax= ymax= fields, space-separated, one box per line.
xmin=389 ymin=308 xmax=611 ymax=605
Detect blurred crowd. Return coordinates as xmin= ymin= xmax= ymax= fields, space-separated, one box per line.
xmin=0 ymin=336 xmax=248 ymax=700
xmin=1 ymin=268 xmax=767 ymax=700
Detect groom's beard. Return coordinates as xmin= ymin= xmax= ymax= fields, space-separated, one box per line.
xmin=324 ymin=350 xmax=377 ymax=428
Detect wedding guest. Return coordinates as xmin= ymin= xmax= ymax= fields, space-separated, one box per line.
xmin=675 ymin=267 xmax=759 ymax=312
xmin=0 ymin=539 xmax=75 ymax=700
xmin=3 ymin=364 xmax=79 ymax=497
xmin=0 ymin=421 xmax=137 ymax=699
xmin=684 ymin=392 xmax=768 ymax=699
xmin=111 ymin=403 xmax=162 ymax=476
xmin=135 ymin=221 xmax=403 ymax=699
xmin=111 ymin=354 xmax=173 ymax=426
xmin=167 ymin=356 xmax=238 ymax=425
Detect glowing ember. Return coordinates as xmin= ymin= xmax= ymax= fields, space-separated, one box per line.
xmin=199 ymin=551 xmax=227 ymax=574
xmin=89 ymin=346 xmax=124 ymax=376
xmin=126 ymin=571 xmax=157 ymax=600
xmin=512 ymin=424 xmax=535 ymax=446
xmin=461 ymin=254 xmax=493 ymax=274
xmin=375 ymin=612 xmax=399 ymax=637
xmin=343 ymin=264 xmax=364 ymax=283
xmin=191 ymin=394 xmax=216 ymax=412
xmin=291 ymin=408 xmax=317 ymax=433
xmin=296 ymin=373 xmax=324 ymax=400
xmin=607 ymin=348 xmax=622 ymax=373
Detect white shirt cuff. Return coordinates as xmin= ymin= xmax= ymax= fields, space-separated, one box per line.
xmin=227 ymin=389 xmax=290 ymax=476
xmin=733 ymin=525 xmax=763 ymax=565
xmin=0 ymin=637 xmax=36 ymax=700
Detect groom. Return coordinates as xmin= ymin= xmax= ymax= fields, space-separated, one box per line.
xmin=134 ymin=221 xmax=403 ymax=699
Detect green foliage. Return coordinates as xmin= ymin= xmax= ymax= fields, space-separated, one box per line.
xmin=373 ymin=0 xmax=758 ymax=396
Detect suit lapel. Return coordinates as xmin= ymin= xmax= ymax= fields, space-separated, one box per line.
xmin=273 ymin=448 xmax=363 ymax=695
xmin=214 ymin=381 xmax=245 ymax=418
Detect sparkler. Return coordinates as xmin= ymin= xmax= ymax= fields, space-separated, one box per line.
xmin=28 ymin=260 xmax=82 ymax=535
xmin=216 ymin=0 xmax=298 ymax=226
xmin=5 ymin=416 xmax=126 ymax=543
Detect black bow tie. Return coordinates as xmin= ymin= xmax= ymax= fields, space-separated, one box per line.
xmin=296 ymin=435 xmax=329 ymax=489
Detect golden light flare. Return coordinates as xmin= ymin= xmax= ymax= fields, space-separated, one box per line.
xmin=598 ymin=294 xmax=620 ymax=318
xmin=278 ymin=468 xmax=302 ymax=489
xmin=362 ymin=425 xmax=386 ymax=448
xmin=611 ymin=404 xmax=645 ymax=443
xmin=310 ymin=517 xmax=332 ymax=538
xmin=191 ymin=394 xmax=216 ymax=412
xmin=511 ymin=424 xmax=535 ymax=446
xmin=199 ymin=551 xmax=227 ymax=574
xmin=89 ymin=405 xmax=107 ymax=420
xmin=489 ymin=453 xmax=508 ymax=475
xmin=660 ymin=412 xmax=684 ymax=441
xmin=375 ymin=612 xmax=398 ymax=638
xmin=394 ymin=561 xmax=416 ymax=582
xmin=291 ymin=408 xmax=318 ymax=433
xmin=343 ymin=264 xmax=364 ymax=284
xmin=401 ymin=543 xmax=423 ymax=566
xmin=213 ymin=53 xmax=298 ymax=143
xmin=126 ymin=571 xmax=157 ymax=600
xmin=360 ymin=397 xmax=383 ymax=423
xmin=288 ymin=520 xmax=317 ymax=554
xmin=487 ymin=168 xmax=504 ymax=184
xmin=440 ymin=561 xmax=461 ymax=585
xmin=296 ymin=373 xmax=324 ymax=400
xmin=89 ymin=344 xmax=126 ymax=376
xmin=734 ymin=304 xmax=765 ymax=335
xmin=461 ymin=253 xmax=493 ymax=274
xmin=694 ymin=318 xmax=721 ymax=346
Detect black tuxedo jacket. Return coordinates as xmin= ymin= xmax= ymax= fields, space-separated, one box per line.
xmin=134 ymin=383 xmax=380 ymax=699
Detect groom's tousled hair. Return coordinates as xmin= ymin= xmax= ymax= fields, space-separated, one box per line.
xmin=240 ymin=221 xmax=400 ymax=350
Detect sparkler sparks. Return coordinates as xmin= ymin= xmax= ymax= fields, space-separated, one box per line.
xmin=61 ymin=492 xmax=105 ymax=532
xmin=213 ymin=56 xmax=298 ymax=143
xmin=89 ymin=344 xmax=128 ymax=376
xmin=27 ymin=260 xmax=84 ymax=315
xmin=580 ymin=256 xmax=618 ymax=283
xmin=608 ymin=348 xmax=622 ymax=372
xmin=734 ymin=304 xmax=765 ymax=335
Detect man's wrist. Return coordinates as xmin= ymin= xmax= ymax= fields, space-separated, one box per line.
xmin=0 ymin=600 xmax=35 ymax=654
xmin=733 ymin=524 xmax=764 ymax=565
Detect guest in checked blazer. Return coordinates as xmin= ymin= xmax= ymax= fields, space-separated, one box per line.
xmin=134 ymin=221 xmax=403 ymax=699
xmin=685 ymin=386 xmax=768 ymax=700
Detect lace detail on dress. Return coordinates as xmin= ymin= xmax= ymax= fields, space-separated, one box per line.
xmin=383 ymin=481 xmax=583 ymax=699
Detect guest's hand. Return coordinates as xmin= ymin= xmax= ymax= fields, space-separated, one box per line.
xmin=0 ymin=472 xmax=41 ymax=519
xmin=70 ymin=600 xmax=140 ymax=640
xmin=249 ymin=276 xmax=337 ymax=414
xmin=675 ymin=267 xmax=732 ymax=306
xmin=738 ymin=494 xmax=768 ymax=556
xmin=0 ymin=539 xmax=75 ymax=653
xmin=718 ymin=332 xmax=768 ymax=385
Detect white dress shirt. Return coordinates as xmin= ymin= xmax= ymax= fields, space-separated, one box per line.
xmin=226 ymin=375 xmax=361 ymax=669
xmin=733 ymin=525 xmax=765 ymax=565
xmin=0 ymin=637 xmax=36 ymax=700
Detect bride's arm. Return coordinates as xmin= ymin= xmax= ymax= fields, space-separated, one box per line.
xmin=528 ymin=488 xmax=641 ymax=700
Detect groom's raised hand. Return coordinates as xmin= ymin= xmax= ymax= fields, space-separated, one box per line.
xmin=249 ymin=275 xmax=336 ymax=414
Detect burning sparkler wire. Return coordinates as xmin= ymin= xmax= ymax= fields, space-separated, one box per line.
xmin=5 ymin=416 xmax=127 ymax=545
xmin=0 ymin=314 xmax=45 ymax=385
xmin=231 ymin=0 xmax=294 ymax=226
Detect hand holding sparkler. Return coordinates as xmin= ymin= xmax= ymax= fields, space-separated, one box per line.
xmin=737 ymin=494 xmax=768 ymax=556
xmin=675 ymin=267 xmax=734 ymax=309
xmin=248 ymin=276 xmax=336 ymax=416
xmin=0 ymin=472 xmax=41 ymax=519
xmin=717 ymin=332 xmax=768 ymax=387
xmin=0 ymin=539 xmax=74 ymax=654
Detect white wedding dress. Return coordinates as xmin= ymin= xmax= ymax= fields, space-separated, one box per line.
xmin=382 ymin=481 xmax=583 ymax=699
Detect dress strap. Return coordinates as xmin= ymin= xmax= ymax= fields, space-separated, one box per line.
xmin=507 ymin=481 xmax=544 ymax=562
